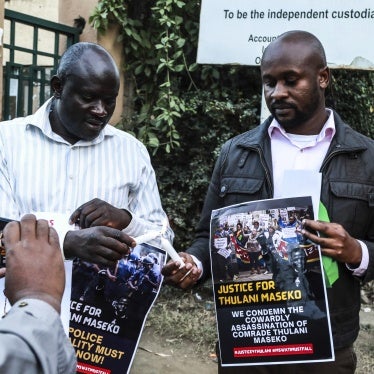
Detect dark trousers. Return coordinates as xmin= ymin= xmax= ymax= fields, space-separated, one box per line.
xmin=217 ymin=345 xmax=357 ymax=374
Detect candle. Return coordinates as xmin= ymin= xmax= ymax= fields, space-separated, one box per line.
xmin=161 ymin=237 xmax=185 ymax=268
xmin=133 ymin=230 xmax=160 ymax=245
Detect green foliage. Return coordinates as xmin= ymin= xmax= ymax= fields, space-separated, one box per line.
xmin=90 ymin=0 xmax=127 ymax=33
xmin=90 ymin=0 xmax=198 ymax=152
xmin=327 ymin=69 xmax=374 ymax=138
xmin=90 ymin=0 xmax=374 ymax=250
xmin=152 ymin=87 xmax=261 ymax=248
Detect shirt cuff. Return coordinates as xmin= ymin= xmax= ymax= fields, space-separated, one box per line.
xmin=122 ymin=214 xmax=145 ymax=237
xmin=346 ymin=240 xmax=369 ymax=277
xmin=190 ymin=254 xmax=204 ymax=280
xmin=7 ymin=299 xmax=59 ymax=322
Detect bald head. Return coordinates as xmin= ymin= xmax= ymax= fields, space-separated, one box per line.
xmin=57 ymin=42 xmax=119 ymax=84
xmin=262 ymin=30 xmax=327 ymax=71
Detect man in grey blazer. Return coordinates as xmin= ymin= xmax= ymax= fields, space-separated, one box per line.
xmin=0 ymin=214 xmax=76 ymax=373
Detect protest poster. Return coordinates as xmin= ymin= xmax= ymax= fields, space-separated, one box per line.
xmin=0 ymin=212 xmax=166 ymax=373
xmin=70 ymin=242 xmax=166 ymax=374
xmin=210 ymin=196 xmax=334 ymax=366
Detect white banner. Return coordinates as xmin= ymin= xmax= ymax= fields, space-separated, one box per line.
xmin=197 ymin=0 xmax=374 ymax=69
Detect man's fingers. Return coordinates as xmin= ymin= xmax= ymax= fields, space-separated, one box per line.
xmin=48 ymin=226 xmax=60 ymax=248
xmin=161 ymin=261 xmax=180 ymax=277
xmin=69 ymin=210 xmax=80 ymax=224
xmin=2 ymin=220 xmax=20 ymax=246
xmin=118 ymin=231 xmax=136 ymax=248
xmin=36 ymin=218 xmax=50 ymax=239
xmin=69 ymin=205 xmax=86 ymax=224
xmin=178 ymin=268 xmax=193 ymax=282
xmin=177 ymin=270 xmax=199 ymax=289
xmin=19 ymin=214 xmax=38 ymax=240
xmin=162 ymin=261 xmax=200 ymax=289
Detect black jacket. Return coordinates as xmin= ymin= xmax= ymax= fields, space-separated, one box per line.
xmin=188 ymin=111 xmax=374 ymax=349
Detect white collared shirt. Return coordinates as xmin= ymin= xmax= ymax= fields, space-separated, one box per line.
xmin=269 ymin=109 xmax=335 ymax=199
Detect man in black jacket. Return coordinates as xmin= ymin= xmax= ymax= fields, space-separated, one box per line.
xmin=162 ymin=30 xmax=374 ymax=373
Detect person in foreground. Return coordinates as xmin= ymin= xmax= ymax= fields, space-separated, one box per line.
xmin=0 ymin=42 xmax=172 ymax=267
xmin=162 ymin=30 xmax=374 ymax=373
xmin=0 ymin=215 xmax=76 ymax=373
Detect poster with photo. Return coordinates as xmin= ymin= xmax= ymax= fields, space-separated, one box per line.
xmin=210 ymin=196 xmax=334 ymax=367
xmin=0 ymin=212 xmax=167 ymax=373
xmin=69 ymin=242 xmax=166 ymax=374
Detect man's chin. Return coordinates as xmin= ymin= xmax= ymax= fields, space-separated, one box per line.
xmin=80 ymin=132 xmax=101 ymax=142
xmin=82 ymin=125 xmax=106 ymax=141
xmin=274 ymin=116 xmax=298 ymax=130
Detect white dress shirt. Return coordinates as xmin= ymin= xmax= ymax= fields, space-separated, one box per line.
xmin=269 ymin=109 xmax=335 ymax=199
xmin=0 ymin=98 xmax=173 ymax=242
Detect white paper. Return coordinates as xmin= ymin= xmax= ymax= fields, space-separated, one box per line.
xmin=32 ymin=212 xmax=75 ymax=334
xmin=281 ymin=170 xmax=322 ymax=217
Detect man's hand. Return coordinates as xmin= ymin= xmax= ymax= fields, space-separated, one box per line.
xmin=162 ymin=252 xmax=202 ymax=290
xmin=69 ymin=198 xmax=131 ymax=230
xmin=64 ymin=226 xmax=135 ymax=266
xmin=302 ymin=219 xmax=362 ymax=266
xmin=3 ymin=214 xmax=65 ymax=313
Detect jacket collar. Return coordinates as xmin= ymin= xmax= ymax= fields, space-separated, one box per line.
xmin=236 ymin=117 xmax=273 ymax=149
xmin=329 ymin=111 xmax=368 ymax=153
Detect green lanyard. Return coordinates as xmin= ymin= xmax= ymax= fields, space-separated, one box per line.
xmin=319 ymin=202 xmax=339 ymax=287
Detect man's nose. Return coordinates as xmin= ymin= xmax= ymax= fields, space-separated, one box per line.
xmin=271 ymin=82 xmax=288 ymax=99
xmin=91 ymin=100 xmax=107 ymax=117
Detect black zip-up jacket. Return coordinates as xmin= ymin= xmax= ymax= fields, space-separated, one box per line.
xmin=187 ymin=111 xmax=374 ymax=349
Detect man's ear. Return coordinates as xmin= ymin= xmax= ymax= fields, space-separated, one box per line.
xmin=319 ymin=66 xmax=330 ymax=89
xmin=51 ymin=75 xmax=63 ymax=99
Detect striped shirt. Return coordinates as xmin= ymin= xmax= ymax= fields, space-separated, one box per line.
xmin=0 ymin=98 xmax=173 ymax=241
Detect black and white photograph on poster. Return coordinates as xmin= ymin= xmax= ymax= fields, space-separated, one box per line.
xmin=70 ymin=243 xmax=166 ymax=374
xmin=210 ymin=196 xmax=334 ymax=366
